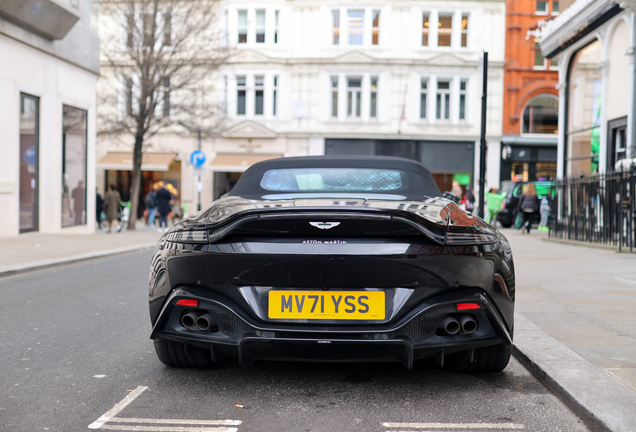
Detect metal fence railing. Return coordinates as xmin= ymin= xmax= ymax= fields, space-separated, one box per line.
xmin=550 ymin=167 xmax=636 ymax=252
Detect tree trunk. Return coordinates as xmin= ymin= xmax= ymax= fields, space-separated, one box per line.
xmin=128 ymin=133 xmax=144 ymax=230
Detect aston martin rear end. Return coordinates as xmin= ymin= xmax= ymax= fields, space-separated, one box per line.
xmin=148 ymin=156 xmax=515 ymax=372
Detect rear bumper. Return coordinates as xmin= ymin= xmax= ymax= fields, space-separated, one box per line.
xmin=151 ymin=286 xmax=512 ymax=369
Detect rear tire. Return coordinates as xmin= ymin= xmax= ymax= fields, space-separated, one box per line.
xmin=444 ymin=342 xmax=512 ymax=373
xmin=153 ymin=338 xmax=215 ymax=368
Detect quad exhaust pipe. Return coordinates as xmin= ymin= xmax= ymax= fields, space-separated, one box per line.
xmin=438 ymin=314 xmax=478 ymax=336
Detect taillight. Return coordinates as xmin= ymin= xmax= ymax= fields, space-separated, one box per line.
xmin=501 ymin=200 xmax=507 ymax=210
xmin=457 ymin=302 xmax=481 ymax=310
xmin=166 ymin=229 xmax=208 ymax=243
xmin=176 ymin=299 xmax=198 ymax=307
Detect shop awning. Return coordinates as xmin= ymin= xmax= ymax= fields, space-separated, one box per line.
xmin=96 ymin=152 xmax=177 ymax=171
xmin=209 ymin=154 xmax=282 ymax=171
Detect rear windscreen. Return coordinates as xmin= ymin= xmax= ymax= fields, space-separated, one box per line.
xmin=260 ymin=168 xmax=407 ymax=192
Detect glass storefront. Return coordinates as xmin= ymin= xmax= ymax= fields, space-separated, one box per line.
xmin=567 ymin=40 xmax=602 ymax=176
xmin=19 ymin=94 xmax=39 ymax=233
xmin=62 ymin=105 xmax=87 ymax=227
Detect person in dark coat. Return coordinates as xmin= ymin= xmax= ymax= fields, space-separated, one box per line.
xmin=96 ymin=188 xmax=104 ymax=229
xmin=155 ymin=185 xmax=172 ymax=231
xmin=517 ymin=182 xmax=540 ymax=234
xmin=104 ymin=184 xmax=122 ymax=233
xmin=72 ymin=181 xmax=85 ymax=225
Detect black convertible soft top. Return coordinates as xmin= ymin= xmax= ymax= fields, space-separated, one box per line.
xmin=228 ymin=155 xmax=442 ymax=200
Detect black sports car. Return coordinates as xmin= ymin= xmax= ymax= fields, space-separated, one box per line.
xmin=148 ymin=156 xmax=515 ymax=372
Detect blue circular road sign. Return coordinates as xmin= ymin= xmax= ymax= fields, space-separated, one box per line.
xmin=190 ymin=150 xmax=206 ymax=168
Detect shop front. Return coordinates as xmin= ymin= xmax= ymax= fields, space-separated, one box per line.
xmin=324 ymin=138 xmax=475 ymax=195
xmin=96 ymin=152 xmax=180 ymax=218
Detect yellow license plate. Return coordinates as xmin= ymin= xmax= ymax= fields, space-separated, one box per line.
xmin=268 ymin=290 xmax=385 ymax=320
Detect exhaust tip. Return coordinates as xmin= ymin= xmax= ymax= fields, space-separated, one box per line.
xmin=458 ymin=314 xmax=478 ymax=334
xmin=196 ymin=313 xmax=217 ymax=332
xmin=439 ymin=316 xmax=460 ymax=335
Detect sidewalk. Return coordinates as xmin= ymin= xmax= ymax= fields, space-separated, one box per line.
xmin=504 ymin=227 xmax=636 ymax=431
xmin=0 ymin=221 xmax=163 ymax=275
xmin=1 ymin=222 xmax=635 ymax=429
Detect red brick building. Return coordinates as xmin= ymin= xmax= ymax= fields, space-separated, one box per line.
xmin=501 ymin=0 xmax=560 ymax=183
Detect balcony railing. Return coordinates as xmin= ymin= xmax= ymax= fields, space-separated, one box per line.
xmin=550 ymin=167 xmax=636 ymax=252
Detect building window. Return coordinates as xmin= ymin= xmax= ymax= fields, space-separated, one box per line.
xmin=331 ymin=76 xmax=339 ymax=117
xmin=348 ymin=10 xmax=364 ymax=45
xmin=370 ymin=77 xmax=378 ymax=118
xmin=552 ymin=1 xmax=559 ymax=13
xmin=420 ymin=78 xmax=428 ymax=119
xmin=254 ymin=76 xmax=264 ymax=115
xmin=274 ymin=10 xmax=280 ymax=43
xmin=523 ymin=95 xmax=558 ymax=134
xmin=461 ymin=14 xmax=469 ymax=48
xmin=422 ymin=13 xmax=430 ymax=46
xmin=534 ymin=41 xmax=546 ymax=68
xmin=256 ymin=10 xmax=266 ymax=43
xmin=162 ymin=76 xmax=171 ymax=117
xmin=163 ymin=11 xmax=172 ymax=46
xmin=332 ymin=10 xmax=340 ymax=45
xmin=436 ymin=80 xmax=451 ymax=120
xmin=438 ymin=13 xmax=453 ymax=47
xmin=19 ymin=93 xmax=39 ymax=233
xmin=536 ymin=1 xmax=548 ymax=14
xmin=237 ymin=76 xmax=246 ymax=115
xmin=124 ymin=76 xmax=134 ymax=117
xmin=273 ymin=76 xmax=279 ymax=116
xmin=550 ymin=57 xmax=559 ymax=69
xmin=372 ymin=10 xmax=380 ymax=45
xmin=62 ymin=105 xmax=87 ymax=227
xmin=459 ymin=80 xmax=467 ymax=120
xmin=238 ymin=10 xmax=247 ymax=43
xmin=347 ymin=77 xmax=362 ymax=117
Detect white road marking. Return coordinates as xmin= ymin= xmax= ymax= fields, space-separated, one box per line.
xmin=88 ymin=386 xmax=243 ymax=431
xmin=382 ymin=423 xmax=525 ymax=430
xmin=109 ymin=418 xmax=241 ymax=426
xmin=94 ymin=375 xmax=106 ymax=378
xmin=88 ymin=386 xmax=149 ymax=429
xmin=100 ymin=426 xmax=238 ymax=432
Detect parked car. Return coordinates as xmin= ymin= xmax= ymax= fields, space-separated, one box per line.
xmin=148 ymin=156 xmax=515 ymax=372
xmin=496 ymin=180 xmax=554 ymax=228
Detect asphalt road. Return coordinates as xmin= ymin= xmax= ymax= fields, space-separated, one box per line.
xmin=0 ymin=251 xmax=589 ymax=432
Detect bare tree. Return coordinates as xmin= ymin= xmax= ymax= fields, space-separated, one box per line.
xmin=98 ymin=0 xmax=230 ymax=229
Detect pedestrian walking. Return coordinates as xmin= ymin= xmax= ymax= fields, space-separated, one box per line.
xmin=465 ymin=185 xmax=475 ymax=212
xmin=155 ymin=184 xmax=172 ymax=232
xmin=145 ymin=189 xmax=158 ymax=227
xmin=517 ymin=182 xmax=540 ymax=234
xmin=96 ymin=188 xmax=104 ymax=229
xmin=450 ymin=181 xmax=463 ymax=199
xmin=104 ymin=184 xmax=122 ymax=233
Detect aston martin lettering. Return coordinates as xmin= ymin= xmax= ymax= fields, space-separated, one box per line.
xmin=309 ymin=222 xmax=341 ymax=229
xmin=302 ymin=240 xmax=347 ymax=245
xmin=268 ymin=290 xmax=385 ymax=320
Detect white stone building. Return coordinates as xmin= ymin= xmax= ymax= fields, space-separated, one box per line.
xmin=97 ymin=0 xmax=506 ymax=213
xmin=0 ymin=0 xmax=100 ymax=236
xmin=539 ymin=0 xmax=636 ymax=177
